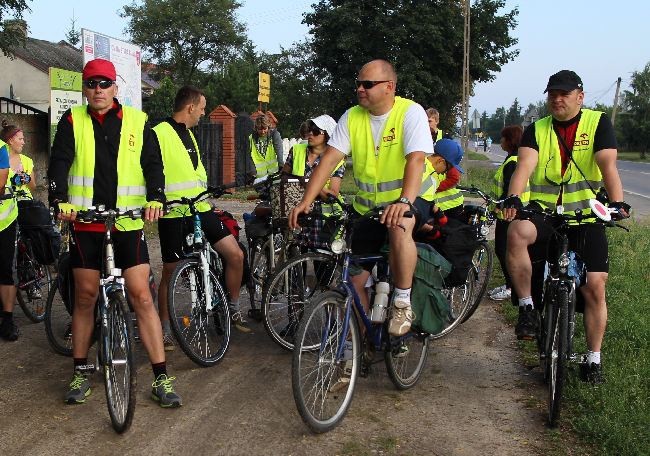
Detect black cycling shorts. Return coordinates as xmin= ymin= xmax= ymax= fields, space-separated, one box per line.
xmin=69 ymin=226 xmax=150 ymax=271
xmin=158 ymin=210 xmax=231 ymax=263
xmin=528 ymin=207 xmax=609 ymax=273
xmin=0 ymin=220 xmax=17 ymax=285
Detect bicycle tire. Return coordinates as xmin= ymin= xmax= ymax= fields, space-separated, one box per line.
xmin=548 ymin=286 xmax=569 ymax=427
xmin=292 ymin=290 xmax=360 ymax=434
xmin=384 ymin=330 xmax=429 ymax=390
xmin=539 ymin=279 xmax=555 ymax=384
xmin=461 ymin=241 xmax=494 ymax=323
xmin=262 ymin=252 xmax=339 ymax=351
xmin=429 ymin=277 xmax=475 ymax=340
xmin=249 ymin=240 xmax=272 ymax=312
xmin=168 ymin=258 xmax=231 ymax=367
xmin=16 ymin=244 xmax=52 ymax=323
xmin=102 ymin=292 xmax=136 ymax=434
xmin=44 ymin=279 xmax=73 ymax=356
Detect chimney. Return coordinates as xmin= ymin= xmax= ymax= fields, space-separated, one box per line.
xmin=4 ymin=19 xmax=28 ymax=39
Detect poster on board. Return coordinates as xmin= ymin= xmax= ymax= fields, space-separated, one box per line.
xmin=81 ymin=28 xmax=142 ymax=109
xmin=49 ymin=67 xmax=83 ymax=146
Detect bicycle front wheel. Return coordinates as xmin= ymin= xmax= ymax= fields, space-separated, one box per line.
xmin=262 ymin=252 xmax=339 ymax=351
xmin=44 ymin=279 xmax=73 ymax=356
xmin=462 ymin=241 xmax=494 ymax=323
xmin=249 ymin=240 xmax=272 ymax=313
xmin=292 ymin=290 xmax=360 ymax=434
xmin=168 ymin=258 xmax=230 ymax=367
xmin=385 ymin=330 xmax=429 ymax=390
xmin=429 ymin=278 xmax=474 ymax=340
xmin=16 ymin=247 xmax=52 ymax=323
xmin=548 ymin=286 xmax=569 ymax=427
xmin=102 ymin=292 xmax=136 ymax=434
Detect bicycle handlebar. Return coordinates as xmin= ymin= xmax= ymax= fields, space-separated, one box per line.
xmin=164 ymin=182 xmax=239 ymax=211
xmin=74 ymin=207 xmax=144 ymax=223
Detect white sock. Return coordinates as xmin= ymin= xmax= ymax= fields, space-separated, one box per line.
xmin=393 ymin=287 xmax=411 ymax=301
xmin=229 ymin=298 xmax=241 ymax=313
xmin=518 ymin=296 xmax=534 ymax=308
xmin=586 ymin=351 xmax=601 ymax=365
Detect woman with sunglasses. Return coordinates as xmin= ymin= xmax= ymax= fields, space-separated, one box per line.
xmin=282 ymin=115 xmax=345 ymax=248
xmin=488 ymin=125 xmax=526 ymax=302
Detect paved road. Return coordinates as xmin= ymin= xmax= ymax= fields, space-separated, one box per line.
xmin=479 ymin=145 xmax=650 ymax=219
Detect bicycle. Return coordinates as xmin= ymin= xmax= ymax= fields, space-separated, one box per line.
xmin=165 ymin=185 xmax=235 ymax=367
xmin=13 ymin=190 xmax=57 ymax=323
xmin=291 ymin=204 xmax=431 ymax=433
xmin=518 ymin=200 xmax=626 ymax=427
xmin=244 ymin=172 xmax=295 ymax=321
xmin=457 ymin=185 xmax=498 ymax=323
xmin=261 ymin=200 xmax=343 ymax=351
xmin=58 ymin=206 xmax=141 ymax=433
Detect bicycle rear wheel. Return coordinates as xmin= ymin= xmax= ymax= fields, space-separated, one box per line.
xmin=385 ymin=330 xmax=429 ymax=390
xmin=102 ymin=292 xmax=136 ymax=434
xmin=44 ymin=279 xmax=73 ymax=356
xmin=168 ymin=258 xmax=230 ymax=367
xmin=16 ymin=245 xmax=52 ymax=323
xmin=262 ymin=252 xmax=338 ymax=351
xmin=548 ymin=287 xmax=569 ymax=427
xmin=248 ymin=240 xmax=272 ymax=316
xmin=429 ymin=277 xmax=474 ymax=340
xmin=292 ymin=290 xmax=360 ymax=434
xmin=462 ymin=241 xmax=493 ymax=323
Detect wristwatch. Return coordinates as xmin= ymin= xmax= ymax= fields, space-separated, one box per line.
xmin=397 ymin=197 xmax=412 ymax=206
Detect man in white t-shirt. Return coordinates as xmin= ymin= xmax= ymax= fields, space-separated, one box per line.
xmin=289 ymin=59 xmax=433 ymax=337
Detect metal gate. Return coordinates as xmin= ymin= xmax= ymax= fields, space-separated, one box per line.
xmin=192 ymin=119 xmax=223 ymax=186
xmin=235 ymin=114 xmax=254 ymax=181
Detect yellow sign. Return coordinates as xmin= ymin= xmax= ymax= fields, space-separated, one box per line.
xmin=258 ymin=72 xmax=270 ymax=103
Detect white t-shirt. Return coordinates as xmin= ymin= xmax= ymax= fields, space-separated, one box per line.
xmin=328 ymin=101 xmax=434 ymax=157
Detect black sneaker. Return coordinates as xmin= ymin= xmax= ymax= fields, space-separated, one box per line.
xmin=515 ymin=305 xmax=538 ymax=340
xmin=0 ymin=318 xmax=19 ymax=341
xmin=579 ymin=361 xmax=605 ymax=385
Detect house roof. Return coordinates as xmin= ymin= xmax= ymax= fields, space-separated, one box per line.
xmin=12 ymin=38 xmax=83 ymax=74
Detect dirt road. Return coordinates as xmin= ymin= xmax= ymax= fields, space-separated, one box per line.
xmin=0 ymin=201 xmax=551 ymax=455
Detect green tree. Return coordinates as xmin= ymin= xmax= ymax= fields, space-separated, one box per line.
xmin=620 ymin=62 xmax=650 ymax=158
xmin=304 ymin=0 xmax=518 ymax=123
xmin=505 ymin=98 xmax=523 ymax=125
xmin=122 ymin=0 xmax=246 ymax=85
xmin=142 ymin=76 xmax=178 ymax=121
xmin=64 ymin=13 xmax=80 ymax=47
xmin=0 ymin=1 xmax=32 ymax=57
xmin=484 ymin=106 xmax=505 ymax=141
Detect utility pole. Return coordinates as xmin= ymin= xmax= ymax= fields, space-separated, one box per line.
xmin=461 ymin=0 xmax=470 ymax=152
xmin=611 ymin=77 xmax=622 ymax=126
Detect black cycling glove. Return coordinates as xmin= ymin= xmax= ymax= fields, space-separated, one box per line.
xmin=501 ymin=194 xmax=523 ymax=210
xmin=609 ymin=201 xmax=631 ymax=221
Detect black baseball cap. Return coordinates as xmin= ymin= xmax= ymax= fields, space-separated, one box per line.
xmin=544 ymin=70 xmax=583 ymax=93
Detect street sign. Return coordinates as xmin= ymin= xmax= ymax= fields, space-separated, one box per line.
xmin=258 ymin=72 xmax=270 ymax=103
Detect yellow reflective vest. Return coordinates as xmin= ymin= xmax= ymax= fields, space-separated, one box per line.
xmin=434 ymin=172 xmax=463 ymax=211
xmin=290 ymin=143 xmax=344 ymax=188
xmin=493 ymin=154 xmax=530 ymax=220
xmin=0 ymin=140 xmax=18 ymax=231
xmin=530 ymin=109 xmax=603 ymax=218
xmin=69 ymin=105 xmax=147 ymax=231
xmin=250 ymin=133 xmax=279 ymax=178
xmin=418 ymin=158 xmax=437 ymax=202
xmin=8 ymin=154 xmax=34 ymax=200
xmin=153 ymin=122 xmax=211 ymax=218
xmin=348 ymin=96 xmax=418 ymax=214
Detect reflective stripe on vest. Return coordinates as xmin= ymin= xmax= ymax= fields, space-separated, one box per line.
xmin=531 ymin=110 xmax=603 ymax=219
xmin=70 ymin=105 xmax=147 ymax=231
xmin=492 ymin=155 xmax=530 ymax=219
xmin=348 ymin=96 xmax=415 ymax=214
xmin=8 ymin=154 xmax=34 ymax=200
xmin=0 ymin=139 xmax=19 ymax=230
xmin=250 ymin=134 xmax=279 ymax=178
xmin=433 ymin=172 xmax=463 ymax=210
xmin=153 ymin=122 xmax=211 ymax=218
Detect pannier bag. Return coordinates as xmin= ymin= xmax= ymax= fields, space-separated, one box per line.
xmin=17 ymin=199 xmax=61 ymax=265
xmin=430 ymin=217 xmax=479 ymax=287
xmin=410 ymin=243 xmax=452 ymax=335
xmin=269 ymin=174 xmax=312 ymax=221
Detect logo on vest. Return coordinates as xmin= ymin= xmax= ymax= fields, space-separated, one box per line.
xmin=574 ymin=132 xmax=590 ymax=147
xmin=129 ymin=134 xmax=135 ymax=148
xmin=383 ymin=128 xmax=397 ymax=143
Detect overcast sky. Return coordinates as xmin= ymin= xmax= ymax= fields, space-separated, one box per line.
xmin=24 ymin=0 xmax=650 ymax=116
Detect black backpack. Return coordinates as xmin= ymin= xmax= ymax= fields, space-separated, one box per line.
xmin=431 ymin=218 xmax=479 ymax=288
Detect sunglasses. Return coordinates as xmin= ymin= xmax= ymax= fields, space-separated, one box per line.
xmin=308 ymin=125 xmax=325 ymax=136
xmin=83 ymin=79 xmax=115 ymax=90
xmin=355 ymin=80 xmax=390 ymax=90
